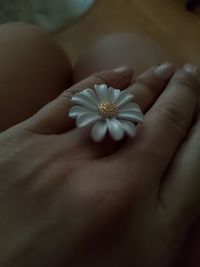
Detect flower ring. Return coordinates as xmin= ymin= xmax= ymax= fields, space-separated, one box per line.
xmin=69 ymin=84 xmax=144 ymax=142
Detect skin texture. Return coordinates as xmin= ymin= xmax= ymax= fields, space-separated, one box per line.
xmin=0 ymin=65 xmax=200 ymax=267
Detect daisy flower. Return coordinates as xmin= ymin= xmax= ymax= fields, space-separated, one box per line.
xmin=69 ymin=84 xmax=144 ymax=142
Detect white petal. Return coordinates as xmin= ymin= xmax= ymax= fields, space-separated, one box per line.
xmin=91 ymin=120 xmax=107 ymax=142
xmin=81 ymin=89 xmax=99 ymax=105
xmin=69 ymin=106 xmax=90 ymax=118
xmin=76 ymin=113 xmax=101 ymax=128
xmin=94 ymin=84 xmax=108 ymax=102
xmin=107 ymin=87 xmax=121 ymax=102
xmin=117 ymin=110 xmax=144 ymax=123
xmin=114 ymin=90 xmax=134 ymax=108
xmin=119 ymin=120 xmax=137 ymax=137
xmin=72 ymin=94 xmax=97 ymax=111
xmin=119 ymin=102 xmax=141 ymax=112
xmin=106 ymin=118 xmax=124 ymax=141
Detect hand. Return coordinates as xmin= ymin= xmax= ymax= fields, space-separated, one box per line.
xmin=0 ymin=63 xmax=199 ymax=267
xmin=173 ymin=70 xmax=200 ymax=267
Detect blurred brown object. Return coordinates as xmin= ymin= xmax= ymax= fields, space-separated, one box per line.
xmin=55 ymin=0 xmax=200 ymax=67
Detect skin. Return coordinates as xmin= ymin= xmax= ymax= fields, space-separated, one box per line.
xmin=74 ymin=34 xmax=200 ymax=267
xmin=0 ymin=64 xmax=199 ymax=267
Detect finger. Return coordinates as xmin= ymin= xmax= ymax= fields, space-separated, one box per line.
xmin=23 ymin=66 xmax=133 ymax=134
xmin=118 ymin=64 xmax=199 ymax=188
xmin=159 ymin=115 xmax=200 ymax=226
xmin=127 ymin=62 xmax=175 ymax=113
xmin=62 ymin=63 xmax=176 ymax=159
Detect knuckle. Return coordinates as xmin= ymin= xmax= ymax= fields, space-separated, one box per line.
xmin=80 ymin=166 xmax=133 ymax=218
xmin=61 ymin=71 xmax=110 ymax=100
xmin=136 ymin=72 xmax=165 ymax=92
xmin=91 ymin=71 xmax=110 ymax=85
xmin=172 ymin=71 xmax=198 ymax=90
xmin=61 ymin=86 xmax=83 ymax=100
xmin=155 ymin=102 xmax=189 ymax=136
xmin=61 ymin=90 xmax=74 ymax=100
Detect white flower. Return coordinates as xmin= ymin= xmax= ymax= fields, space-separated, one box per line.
xmin=69 ymin=84 xmax=144 ymax=142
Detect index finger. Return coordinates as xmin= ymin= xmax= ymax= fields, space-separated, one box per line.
xmin=23 ymin=66 xmax=133 ymax=134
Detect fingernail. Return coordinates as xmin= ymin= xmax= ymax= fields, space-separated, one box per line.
xmin=154 ymin=62 xmax=175 ymax=80
xmin=112 ymin=66 xmax=133 ymax=73
xmin=184 ymin=64 xmax=199 ymax=76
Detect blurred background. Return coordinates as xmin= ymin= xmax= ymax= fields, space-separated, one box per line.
xmin=0 ymin=0 xmax=96 ymax=31
xmin=54 ymin=0 xmax=200 ymax=67
xmin=1 ymin=0 xmax=200 ymax=67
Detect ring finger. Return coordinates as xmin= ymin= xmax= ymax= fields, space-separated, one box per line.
xmin=66 ymin=63 xmax=175 ymax=158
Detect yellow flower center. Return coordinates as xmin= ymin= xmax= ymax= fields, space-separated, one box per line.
xmin=98 ymin=101 xmax=118 ymax=118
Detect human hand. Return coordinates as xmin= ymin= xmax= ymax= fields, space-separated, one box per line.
xmin=171 ymin=69 xmax=200 ymax=267
xmin=0 ymin=63 xmax=199 ymax=267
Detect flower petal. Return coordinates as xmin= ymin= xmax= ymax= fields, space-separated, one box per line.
xmin=94 ymin=84 xmax=108 ymax=102
xmin=72 ymin=94 xmax=97 ymax=111
xmin=119 ymin=102 xmax=141 ymax=112
xmin=114 ymin=90 xmax=134 ymax=108
xmin=91 ymin=120 xmax=107 ymax=142
xmin=119 ymin=120 xmax=137 ymax=137
xmin=117 ymin=110 xmax=144 ymax=123
xmin=81 ymin=89 xmax=99 ymax=105
xmin=106 ymin=118 xmax=124 ymax=141
xmin=69 ymin=106 xmax=91 ymax=118
xmin=76 ymin=113 xmax=101 ymax=128
xmin=107 ymin=87 xmax=121 ymax=102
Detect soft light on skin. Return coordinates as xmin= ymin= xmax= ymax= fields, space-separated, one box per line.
xmin=98 ymin=101 xmax=118 ymax=118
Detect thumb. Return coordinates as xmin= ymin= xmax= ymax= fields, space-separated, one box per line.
xmin=24 ymin=66 xmax=133 ymax=134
